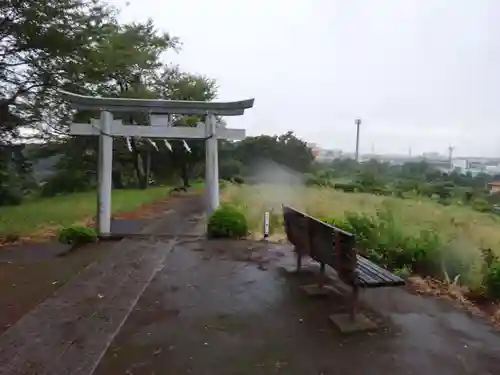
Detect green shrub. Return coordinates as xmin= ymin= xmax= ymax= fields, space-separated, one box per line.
xmin=219 ymin=179 xmax=230 ymax=189
xmin=322 ymin=209 xmax=444 ymax=276
xmin=41 ymin=170 xmax=94 ymax=197
xmin=233 ymin=176 xmax=244 ymax=184
xmin=471 ymin=198 xmax=491 ymax=213
xmin=368 ymin=186 xmax=392 ymax=196
xmin=207 ymin=204 xmax=248 ymax=239
xmin=0 ymin=187 xmax=23 ymax=206
xmin=403 ymin=229 xmax=442 ymax=275
xmin=305 ymin=175 xmax=330 ymax=187
xmin=57 ymin=226 xmax=98 ymax=246
xmin=319 ymin=216 xmax=344 ymax=227
xmin=334 ymin=183 xmax=363 ymax=193
xmin=393 ymin=265 xmax=412 ymax=279
xmin=485 ymin=262 xmax=500 ymax=299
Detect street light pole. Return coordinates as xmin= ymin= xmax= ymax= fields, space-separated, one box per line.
xmin=355 ymin=118 xmax=361 ymax=162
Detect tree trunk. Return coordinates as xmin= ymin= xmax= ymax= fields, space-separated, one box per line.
xmin=180 ymin=163 xmax=190 ymax=188
xmin=131 ymin=140 xmax=146 ymax=189
xmin=142 ymin=150 xmax=151 ymax=189
xmin=112 ymin=169 xmax=124 ymax=189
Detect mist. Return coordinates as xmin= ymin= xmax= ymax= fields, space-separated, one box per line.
xmin=245 ymin=158 xmax=307 ymax=212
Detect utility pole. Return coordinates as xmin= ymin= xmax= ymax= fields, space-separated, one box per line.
xmin=355 ymin=118 xmax=361 ymax=162
xmin=448 ymin=145 xmax=454 ymax=170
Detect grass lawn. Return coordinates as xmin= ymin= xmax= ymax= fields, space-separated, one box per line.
xmin=0 ymin=186 xmax=171 ymax=239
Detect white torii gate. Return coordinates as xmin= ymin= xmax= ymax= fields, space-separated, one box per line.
xmin=60 ymin=90 xmax=254 ymax=236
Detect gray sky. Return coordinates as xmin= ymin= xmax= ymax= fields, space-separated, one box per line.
xmin=113 ymin=0 xmax=500 ymax=157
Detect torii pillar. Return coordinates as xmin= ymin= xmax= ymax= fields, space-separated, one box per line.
xmin=60 ymin=90 xmax=254 ymax=236
xmin=204 ymin=114 xmax=218 ymax=212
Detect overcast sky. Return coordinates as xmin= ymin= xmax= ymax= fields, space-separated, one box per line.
xmin=112 ymin=0 xmax=500 ymax=157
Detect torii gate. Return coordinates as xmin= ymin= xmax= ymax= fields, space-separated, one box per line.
xmin=60 ymin=90 xmax=254 ymax=236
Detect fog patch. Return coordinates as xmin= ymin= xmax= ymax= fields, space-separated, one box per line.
xmin=245 ymin=158 xmax=306 ymax=211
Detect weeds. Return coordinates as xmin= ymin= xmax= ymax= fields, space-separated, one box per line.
xmin=222 ymin=184 xmax=500 ymax=299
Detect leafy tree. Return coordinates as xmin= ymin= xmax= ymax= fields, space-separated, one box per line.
xmin=0 ymin=141 xmax=38 ymax=205
xmin=230 ymin=131 xmax=314 ymax=174
xmin=1 ymin=0 xmax=118 ymax=140
xmin=27 ymin=13 xmax=217 ymax=193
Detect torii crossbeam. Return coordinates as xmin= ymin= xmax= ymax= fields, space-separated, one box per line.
xmin=60 ymin=90 xmax=254 ymax=236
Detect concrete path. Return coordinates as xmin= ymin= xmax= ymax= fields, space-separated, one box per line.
xmin=0 ymin=194 xmax=204 ymax=375
xmin=92 ymin=240 xmax=500 ymax=375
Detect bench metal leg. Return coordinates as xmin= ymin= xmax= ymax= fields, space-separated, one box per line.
xmin=295 ymin=250 xmax=302 ymax=272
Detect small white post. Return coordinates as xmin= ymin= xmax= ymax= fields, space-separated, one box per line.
xmin=263 ymin=211 xmax=270 ymax=240
xmin=205 ymin=113 xmax=219 ymax=214
xmin=96 ymin=111 xmax=113 ymax=236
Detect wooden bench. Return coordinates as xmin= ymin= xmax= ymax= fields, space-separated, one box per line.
xmin=282 ymin=205 xmax=405 ymax=320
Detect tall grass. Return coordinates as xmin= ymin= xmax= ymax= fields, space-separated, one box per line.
xmin=222 ymin=184 xmax=500 ymax=291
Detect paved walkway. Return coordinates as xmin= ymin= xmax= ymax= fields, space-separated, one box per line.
xmin=92 ymin=240 xmax=500 ymax=375
xmin=0 ymin=194 xmax=204 ymax=375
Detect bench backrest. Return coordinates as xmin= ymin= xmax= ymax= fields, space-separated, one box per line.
xmin=282 ymin=205 xmax=357 ymax=284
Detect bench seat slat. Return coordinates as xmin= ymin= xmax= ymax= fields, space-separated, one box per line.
xmin=356 ymin=263 xmax=392 ymax=286
xmin=354 ymin=266 xmax=378 ymax=287
xmin=357 ymin=256 xmax=396 ymax=283
xmin=357 ymin=255 xmax=404 ymax=284
xmin=355 ymin=256 xmax=405 ymax=287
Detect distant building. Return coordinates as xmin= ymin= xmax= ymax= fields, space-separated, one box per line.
xmin=307 ymin=143 xmax=320 ymax=160
xmin=306 ymin=143 xmax=344 ymax=162
xmin=488 ymin=181 xmax=500 ymax=195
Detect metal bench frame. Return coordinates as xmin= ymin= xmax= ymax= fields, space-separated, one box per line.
xmin=282 ymin=205 xmax=405 ymax=319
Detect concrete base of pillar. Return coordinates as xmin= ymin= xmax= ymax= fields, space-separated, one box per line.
xmin=329 ymin=313 xmax=377 ymax=333
xmin=300 ymin=284 xmax=337 ymax=297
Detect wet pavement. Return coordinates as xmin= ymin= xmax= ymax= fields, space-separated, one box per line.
xmin=0 ymin=194 xmax=205 ymax=375
xmin=94 ymin=240 xmax=500 ymax=375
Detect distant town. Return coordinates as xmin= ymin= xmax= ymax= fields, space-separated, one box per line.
xmin=307 ymin=143 xmax=500 ymax=176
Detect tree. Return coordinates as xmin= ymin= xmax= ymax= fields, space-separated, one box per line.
xmin=1 ymin=0 xmax=118 ymax=140
xmin=33 ymin=17 xmax=188 ymax=192
xmin=230 ymin=131 xmax=314 ymax=174
xmin=150 ymin=68 xmax=218 ymax=187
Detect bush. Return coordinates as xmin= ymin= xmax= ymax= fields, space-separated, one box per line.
xmin=368 ymin=186 xmax=392 ymax=196
xmin=305 ymin=174 xmax=329 ymax=187
xmin=219 ymin=179 xmax=230 ymax=189
xmin=58 ymin=226 xmax=98 ymax=246
xmin=334 ymin=182 xmax=363 ymax=193
xmin=232 ymin=176 xmax=244 ymax=184
xmin=207 ymin=204 xmax=248 ymax=239
xmin=41 ymin=170 xmax=94 ymax=197
xmin=471 ymin=198 xmax=491 ymax=213
xmin=0 ymin=187 xmax=23 ymax=206
xmin=393 ymin=265 xmax=412 ymax=279
xmin=485 ymin=262 xmax=500 ymax=299
xmin=318 ymin=216 xmax=350 ymax=231
xmin=321 ymin=209 xmax=444 ymax=276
